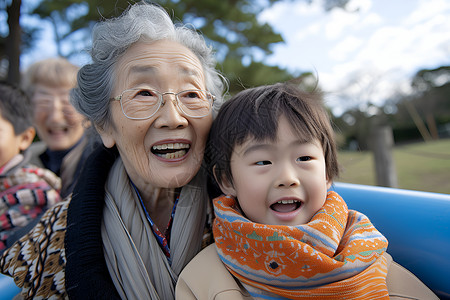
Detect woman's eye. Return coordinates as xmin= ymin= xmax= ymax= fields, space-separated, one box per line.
xmin=297 ymin=156 xmax=312 ymax=162
xmin=186 ymin=91 xmax=200 ymax=98
xmin=137 ymin=89 xmax=154 ymax=97
xmin=255 ymin=160 xmax=271 ymax=165
xmin=179 ymin=91 xmax=202 ymax=99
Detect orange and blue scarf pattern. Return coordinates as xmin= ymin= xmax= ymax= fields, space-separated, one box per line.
xmin=213 ymin=191 xmax=389 ymax=299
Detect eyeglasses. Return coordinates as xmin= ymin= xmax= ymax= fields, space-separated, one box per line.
xmin=33 ymin=97 xmax=77 ymax=116
xmin=111 ymin=88 xmax=215 ymax=120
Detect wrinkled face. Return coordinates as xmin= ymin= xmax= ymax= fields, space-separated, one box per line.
xmin=220 ymin=116 xmax=331 ymax=226
xmin=0 ymin=111 xmax=31 ymax=168
xmin=32 ymin=84 xmax=85 ymax=151
xmin=99 ymin=39 xmax=212 ymax=190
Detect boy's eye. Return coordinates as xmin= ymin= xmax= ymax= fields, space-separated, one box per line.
xmin=255 ymin=160 xmax=271 ymax=165
xmin=297 ymin=156 xmax=312 ymax=162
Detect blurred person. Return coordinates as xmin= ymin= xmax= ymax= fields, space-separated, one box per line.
xmin=0 ymin=82 xmax=61 ymax=254
xmin=22 ymin=57 xmax=91 ymax=198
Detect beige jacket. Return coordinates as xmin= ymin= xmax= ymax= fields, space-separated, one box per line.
xmin=176 ymin=244 xmax=438 ymax=300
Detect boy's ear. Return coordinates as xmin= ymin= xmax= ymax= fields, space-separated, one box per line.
xmin=95 ymin=124 xmax=116 ymax=148
xmin=326 ymin=176 xmax=332 ymax=190
xmin=213 ymin=165 xmax=236 ymax=196
xmin=18 ymin=127 xmax=36 ymax=151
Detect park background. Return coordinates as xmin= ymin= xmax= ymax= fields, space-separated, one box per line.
xmin=1 ymin=0 xmax=449 ymax=194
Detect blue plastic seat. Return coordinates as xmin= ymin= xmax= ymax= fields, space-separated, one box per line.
xmin=0 ymin=273 xmax=20 ymax=300
xmin=333 ymin=182 xmax=450 ymax=299
xmin=1 ymin=183 xmax=449 ymax=299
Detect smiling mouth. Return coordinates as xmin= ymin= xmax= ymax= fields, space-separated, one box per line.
xmin=151 ymin=143 xmax=190 ymax=159
xmin=49 ymin=127 xmax=69 ymax=135
xmin=270 ymin=199 xmax=302 ymax=213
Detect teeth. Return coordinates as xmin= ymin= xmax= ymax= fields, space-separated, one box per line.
xmin=277 ymin=200 xmax=299 ymax=204
xmin=157 ymin=150 xmax=187 ymax=159
xmin=152 ymin=143 xmax=190 ymax=150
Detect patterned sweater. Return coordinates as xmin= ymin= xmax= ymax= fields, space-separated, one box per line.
xmin=1 ymin=200 xmax=69 ymax=299
xmin=0 ymin=153 xmax=61 ymax=252
xmin=0 ymin=146 xmax=214 ymax=300
xmin=0 ymin=146 xmax=119 ymax=300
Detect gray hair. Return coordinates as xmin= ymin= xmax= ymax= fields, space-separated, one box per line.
xmin=71 ymin=2 xmax=226 ymax=129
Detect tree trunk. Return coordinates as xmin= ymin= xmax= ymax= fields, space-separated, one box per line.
xmin=6 ymin=0 xmax=22 ymax=85
xmin=370 ymin=125 xmax=398 ymax=188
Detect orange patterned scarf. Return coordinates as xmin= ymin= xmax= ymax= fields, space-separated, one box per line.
xmin=213 ymin=191 xmax=389 ymax=299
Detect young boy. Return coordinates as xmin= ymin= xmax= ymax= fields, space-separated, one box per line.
xmin=176 ymin=83 xmax=438 ymax=299
xmin=0 ymin=82 xmax=61 ymax=253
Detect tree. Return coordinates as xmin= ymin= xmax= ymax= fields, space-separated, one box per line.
xmin=392 ymin=66 xmax=450 ymax=141
xmin=2 ymin=0 xmax=354 ymax=88
xmin=3 ymin=0 xmax=21 ymax=84
xmin=30 ymin=0 xmax=293 ymax=93
xmin=31 ymin=0 xmax=133 ymax=58
xmin=1 ymin=0 xmax=39 ymax=83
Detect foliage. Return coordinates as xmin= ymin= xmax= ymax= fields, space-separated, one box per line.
xmin=30 ymin=0 xmax=132 ymax=57
xmin=333 ymin=66 xmax=450 ymax=148
xmin=29 ymin=0 xmax=295 ymax=92
xmin=391 ymin=66 xmax=450 ymax=141
xmin=2 ymin=0 xmax=354 ymax=90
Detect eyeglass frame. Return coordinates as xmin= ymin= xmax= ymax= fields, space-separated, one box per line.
xmin=111 ymin=88 xmax=216 ymax=120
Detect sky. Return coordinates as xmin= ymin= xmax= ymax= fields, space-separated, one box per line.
xmin=258 ymin=0 xmax=450 ymax=114
xmin=10 ymin=0 xmax=450 ymax=115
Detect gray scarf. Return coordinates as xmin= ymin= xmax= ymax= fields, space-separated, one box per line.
xmin=102 ymin=158 xmax=208 ymax=299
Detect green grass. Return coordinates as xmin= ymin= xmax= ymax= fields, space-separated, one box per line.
xmin=337 ymin=139 xmax=450 ymax=194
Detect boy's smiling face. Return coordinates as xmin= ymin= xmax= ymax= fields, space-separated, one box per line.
xmin=0 ymin=110 xmax=34 ymax=169
xmin=218 ymin=116 xmax=331 ymax=226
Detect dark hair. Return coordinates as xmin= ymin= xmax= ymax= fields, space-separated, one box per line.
xmin=0 ymin=81 xmax=33 ymax=135
xmin=206 ymin=82 xmax=339 ymax=187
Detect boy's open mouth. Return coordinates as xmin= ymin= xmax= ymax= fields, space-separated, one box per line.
xmin=270 ymin=199 xmax=302 ymax=213
xmin=152 ymin=143 xmax=190 ymax=159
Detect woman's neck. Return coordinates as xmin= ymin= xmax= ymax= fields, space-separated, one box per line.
xmin=140 ymin=186 xmax=177 ymax=230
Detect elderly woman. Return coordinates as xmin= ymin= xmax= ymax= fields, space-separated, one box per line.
xmin=23 ymin=57 xmax=90 ymax=198
xmin=0 ymin=2 xmax=225 ymax=299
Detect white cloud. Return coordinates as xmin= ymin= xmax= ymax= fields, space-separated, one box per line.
xmin=293 ymin=1 xmax=322 ymax=16
xmin=259 ymin=0 xmax=321 ymax=24
xmin=406 ymin=14 xmax=450 ymax=67
xmin=404 ymin=0 xmax=450 ymax=26
xmin=325 ymin=9 xmax=360 ymax=40
xmin=346 ymin=0 xmax=373 ymax=13
xmin=294 ymin=23 xmax=321 ymax=41
xmin=356 ymin=26 xmax=415 ymax=71
xmin=260 ymin=0 xmax=450 ymax=111
xmin=329 ymin=36 xmax=364 ymax=61
xmin=361 ymin=13 xmax=383 ymax=27
xmin=258 ymin=2 xmax=286 ymax=24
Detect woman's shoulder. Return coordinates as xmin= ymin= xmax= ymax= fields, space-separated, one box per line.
xmin=176 ymin=244 xmax=252 ymax=299
xmin=384 ymin=253 xmax=439 ymax=300
xmin=0 ymin=199 xmax=70 ymax=299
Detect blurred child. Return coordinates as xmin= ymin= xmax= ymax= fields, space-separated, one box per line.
xmin=0 ymin=82 xmax=61 ymax=253
xmin=176 ymin=83 xmax=438 ymax=299
xmin=22 ymin=57 xmax=91 ymax=198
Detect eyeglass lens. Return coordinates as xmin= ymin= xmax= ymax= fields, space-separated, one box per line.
xmin=120 ymin=89 xmax=212 ymax=119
